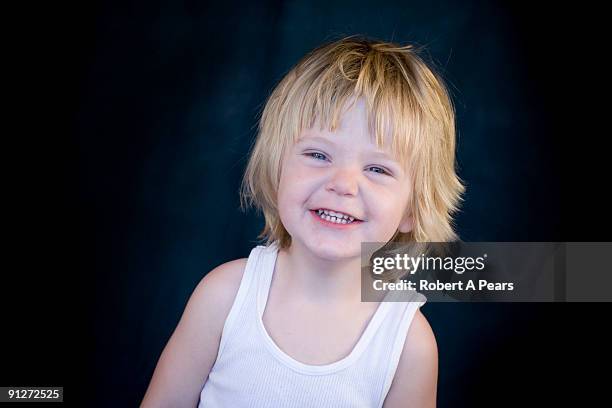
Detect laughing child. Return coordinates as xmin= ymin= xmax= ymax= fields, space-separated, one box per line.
xmin=142 ymin=35 xmax=465 ymax=408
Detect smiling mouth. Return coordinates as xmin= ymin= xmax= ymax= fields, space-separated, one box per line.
xmin=310 ymin=209 xmax=364 ymax=225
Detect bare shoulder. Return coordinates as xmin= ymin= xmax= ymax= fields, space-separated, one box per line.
xmin=195 ymin=257 xmax=249 ymax=316
xmin=178 ymin=257 xmax=249 ymax=339
xmin=382 ymin=308 xmax=438 ymax=408
xmin=140 ymin=257 xmax=248 ymax=407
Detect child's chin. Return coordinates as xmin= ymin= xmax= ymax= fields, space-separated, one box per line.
xmin=308 ymin=241 xmax=361 ymax=260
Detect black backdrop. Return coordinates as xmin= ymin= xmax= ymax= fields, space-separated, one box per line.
xmin=3 ymin=0 xmax=611 ymax=406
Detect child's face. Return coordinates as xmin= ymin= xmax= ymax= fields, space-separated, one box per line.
xmin=277 ymin=98 xmax=413 ymax=261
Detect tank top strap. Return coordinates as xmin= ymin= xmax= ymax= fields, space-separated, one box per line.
xmin=256 ymin=241 xmax=280 ymax=316
xmin=217 ymin=244 xmax=270 ymax=357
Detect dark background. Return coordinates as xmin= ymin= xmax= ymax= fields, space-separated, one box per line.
xmin=3 ymin=0 xmax=610 ymax=406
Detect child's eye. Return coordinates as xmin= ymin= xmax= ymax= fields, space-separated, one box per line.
xmin=305 ymin=152 xmax=328 ymax=161
xmin=367 ymin=166 xmax=391 ymax=176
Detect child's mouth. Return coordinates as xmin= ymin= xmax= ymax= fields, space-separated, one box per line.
xmin=309 ymin=209 xmax=364 ymax=228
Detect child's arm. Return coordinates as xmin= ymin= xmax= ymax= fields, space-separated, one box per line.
xmin=140 ymin=258 xmax=248 ymax=408
xmin=382 ymin=309 xmax=439 ymax=408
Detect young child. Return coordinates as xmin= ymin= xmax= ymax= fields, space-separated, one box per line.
xmin=142 ymin=35 xmax=465 ymax=407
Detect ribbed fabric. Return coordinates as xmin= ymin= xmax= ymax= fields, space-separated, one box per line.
xmin=198 ymin=242 xmax=426 ymax=408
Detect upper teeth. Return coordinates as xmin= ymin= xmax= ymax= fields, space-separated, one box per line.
xmin=316 ymin=209 xmax=355 ymax=223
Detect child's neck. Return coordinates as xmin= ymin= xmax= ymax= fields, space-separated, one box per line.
xmin=278 ymin=241 xmax=366 ymax=306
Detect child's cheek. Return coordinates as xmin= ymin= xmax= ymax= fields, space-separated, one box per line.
xmin=289 ymin=160 xmax=327 ymax=184
xmin=366 ymin=183 xmax=397 ymax=201
xmin=365 ymin=187 xmax=408 ymax=221
xmin=278 ymin=163 xmax=316 ymax=204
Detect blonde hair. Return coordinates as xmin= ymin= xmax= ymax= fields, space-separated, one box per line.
xmin=240 ymin=35 xmax=466 ymax=253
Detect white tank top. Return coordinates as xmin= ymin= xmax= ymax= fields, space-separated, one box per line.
xmin=198 ymin=242 xmax=426 ymax=408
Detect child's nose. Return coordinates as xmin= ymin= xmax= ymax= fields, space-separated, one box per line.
xmin=325 ymin=167 xmax=359 ymax=196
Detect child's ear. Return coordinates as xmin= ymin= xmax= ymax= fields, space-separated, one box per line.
xmin=398 ymin=213 xmax=414 ymax=234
